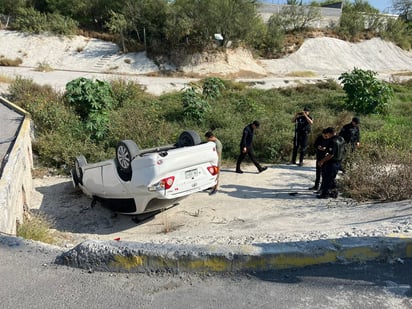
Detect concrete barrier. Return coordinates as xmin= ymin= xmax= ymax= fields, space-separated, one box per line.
xmin=58 ymin=236 xmax=412 ymax=273
xmin=0 ymin=97 xmax=33 ymax=235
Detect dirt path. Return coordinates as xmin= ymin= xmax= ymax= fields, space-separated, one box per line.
xmin=31 ymin=160 xmax=412 ymax=248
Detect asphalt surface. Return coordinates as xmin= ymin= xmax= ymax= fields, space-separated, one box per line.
xmin=0 ymin=99 xmax=24 ymax=176
xmin=1 ymin=235 xmax=411 ymax=308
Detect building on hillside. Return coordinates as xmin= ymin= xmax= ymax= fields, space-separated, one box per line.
xmin=257 ymin=2 xmax=342 ymax=28
xmin=257 ymin=2 xmax=399 ymax=30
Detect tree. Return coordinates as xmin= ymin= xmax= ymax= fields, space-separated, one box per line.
xmin=392 ymin=0 xmax=412 ymax=20
xmin=278 ymin=2 xmax=321 ymax=31
xmin=165 ymin=0 xmax=260 ymax=49
xmin=119 ymin=0 xmax=169 ymax=52
xmin=338 ymin=68 xmax=393 ymax=115
xmin=105 ymin=10 xmax=131 ymax=53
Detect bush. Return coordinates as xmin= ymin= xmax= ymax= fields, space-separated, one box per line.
xmin=182 ymin=86 xmax=210 ymax=123
xmin=12 ymin=7 xmax=78 ymax=34
xmin=65 ymin=77 xmax=115 ymax=141
xmin=202 ymin=77 xmax=225 ymax=100
xmin=340 ymin=145 xmax=412 ymax=201
xmin=380 ymin=18 xmax=412 ymax=50
xmin=339 ymin=68 xmax=394 ymax=115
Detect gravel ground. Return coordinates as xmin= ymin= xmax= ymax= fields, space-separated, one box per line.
xmin=31 ymin=160 xmax=412 ymax=249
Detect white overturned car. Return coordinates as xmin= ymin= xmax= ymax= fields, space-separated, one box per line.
xmin=71 ymin=130 xmax=219 ymax=214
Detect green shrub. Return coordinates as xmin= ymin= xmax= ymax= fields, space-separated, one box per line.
xmin=12 ymin=7 xmax=77 ymax=34
xmin=65 ymin=77 xmax=115 ymax=141
xmin=339 ymin=68 xmax=394 ymax=115
xmin=202 ymin=77 xmax=225 ymax=99
xmin=182 ymin=86 xmax=210 ymax=123
xmin=13 ymin=7 xmax=47 ymax=33
xmin=380 ymin=18 xmax=411 ymax=50
xmin=46 ymin=12 xmax=78 ymax=35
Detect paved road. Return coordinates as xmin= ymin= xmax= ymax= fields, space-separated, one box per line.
xmin=0 ymin=237 xmax=411 ymax=308
xmin=0 ymin=99 xmax=24 ymax=176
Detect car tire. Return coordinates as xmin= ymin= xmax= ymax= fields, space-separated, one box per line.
xmin=73 ymin=155 xmax=87 ymax=186
xmin=176 ymin=130 xmax=201 ymax=147
xmin=116 ymin=140 xmax=140 ymax=181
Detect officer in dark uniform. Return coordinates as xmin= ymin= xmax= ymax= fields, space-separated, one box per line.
xmin=339 ymin=117 xmax=360 ymax=151
xmin=308 ymin=128 xmax=328 ymax=191
xmin=291 ymin=107 xmax=313 ymax=166
xmin=236 ymin=120 xmax=267 ymax=174
xmin=317 ymin=127 xmax=345 ymax=199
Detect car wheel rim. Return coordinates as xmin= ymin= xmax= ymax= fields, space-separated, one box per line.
xmin=117 ymin=145 xmax=131 ymax=169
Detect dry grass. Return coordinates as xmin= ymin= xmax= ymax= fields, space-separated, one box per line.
xmin=0 ymin=56 xmax=23 ymax=66
xmin=286 ymin=71 xmax=318 ymax=77
xmin=17 ymin=212 xmax=56 ymax=244
xmin=0 ymin=74 xmax=13 ymax=83
xmin=392 ymin=71 xmax=412 ymax=77
xmin=340 ymin=148 xmax=412 ymax=202
xmin=34 ymin=61 xmax=54 ymax=72
xmin=160 ymin=210 xmax=183 ymax=234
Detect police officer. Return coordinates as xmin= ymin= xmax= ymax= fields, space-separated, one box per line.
xmin=308 ymin=128 xmax=328 ymax=191
xmin=291 ymin=107 xmax=313 ymax=166
xmin=339 ymin=117 xmax=360 ymax=152
xmin=317 ymin=127 xmax=345 ymax=199
xmin=236 ymin=120 xmax=267 ymax=174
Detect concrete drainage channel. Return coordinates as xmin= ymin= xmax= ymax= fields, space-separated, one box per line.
xmin=56 ymin=237 xmax=412 ymax=273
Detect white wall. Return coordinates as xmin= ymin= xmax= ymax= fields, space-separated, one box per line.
xmin=0 ymin=98 xmax=33 ymax=235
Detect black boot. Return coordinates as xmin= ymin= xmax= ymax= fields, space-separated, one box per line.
xmin=308 ymin=184 xmax=319 ymax=190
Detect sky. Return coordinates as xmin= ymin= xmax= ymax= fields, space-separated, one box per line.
xmin=262 ymin=1 xmax=394 ymax=13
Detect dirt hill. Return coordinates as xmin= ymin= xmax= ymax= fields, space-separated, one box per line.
xmin=0 ymin=30 xmax=411 ymax=95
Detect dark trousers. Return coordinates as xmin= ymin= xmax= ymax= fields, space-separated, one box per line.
xmin=236 ymin=147 xmax=262 ymax=171
xmin=320 ymin=161 xmax=340 ymax=196
xmin=314 ymin=162 xmax=322 ymax=187
xmin=291 ymin=133 xmax=308 ymax=164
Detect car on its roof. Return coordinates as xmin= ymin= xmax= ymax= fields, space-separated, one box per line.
xmin=71 ymin=130 xmax=219 ymax=215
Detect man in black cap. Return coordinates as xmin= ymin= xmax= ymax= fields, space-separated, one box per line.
xmin=308 ymin=128 xmax=328 ymax=191
xmin=317 ymin=127 xmax=345 ymax=199
xmin=291 ymin=107 xmax=313 ymax=166
xmin=339 ymin=117 xmax=361 ymax=152
xmin=236 ymin=120 xmax=267 ymax=174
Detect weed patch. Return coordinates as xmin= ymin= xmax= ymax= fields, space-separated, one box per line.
xmin=17 ymin=212 xmax=56 ymax=244
xmin=7 ymin=77 xmax=412 ymax=202
xmin=35 ymin=61 xmax=54 ymax=72
xmin=0 ymin=57 xmax=23 ymax=66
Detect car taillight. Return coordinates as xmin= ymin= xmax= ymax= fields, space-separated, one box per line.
xmin=161 ymin=176 xmax=175 ymax=189
xmin=148 ymin=176 xmax=175 ymax=191
xmin=207 ymin=165 xmax=219 ymax=176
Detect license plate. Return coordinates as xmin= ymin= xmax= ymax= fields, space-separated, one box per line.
xmin=185 ymin=168 xmax=198 ymax=179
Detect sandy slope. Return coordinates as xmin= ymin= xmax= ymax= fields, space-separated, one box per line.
xmin=1 ymin=30 xmax=412 ymax=95
xmin=261 ymin=37 xmax=412 ymax=75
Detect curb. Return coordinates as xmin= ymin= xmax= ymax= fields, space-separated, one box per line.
xmin=57 ymin=236 xmax=412 ymax=273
